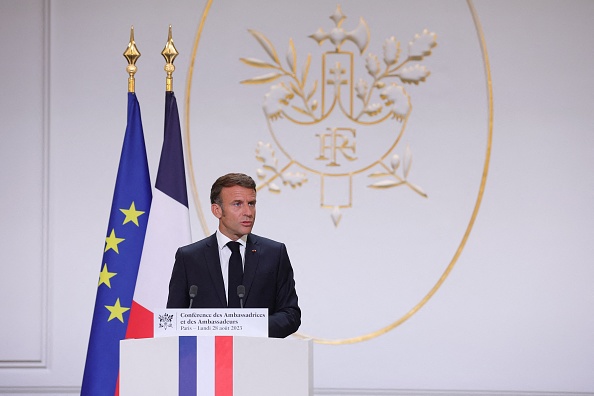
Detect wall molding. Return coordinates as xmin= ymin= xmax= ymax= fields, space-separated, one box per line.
xmin=0 ymin=387 xmax=592 ymax=396
xmin=0 ymin=387 xmax=78 ymax=395
xmin=0 ymin=0 xmax=50 ymax=371
xmin=314 ymin=389 xmax=594 ymax=396
xmin=38 ymin=0 xmax=51 ymax=370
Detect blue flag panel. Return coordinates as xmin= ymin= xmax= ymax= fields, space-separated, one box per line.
xmin=81 ymin=92 xmax=152 ymax=395
xmin=155 ymin=91 xmax=188 ymax=207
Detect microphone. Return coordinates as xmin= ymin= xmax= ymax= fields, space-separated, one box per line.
xmin=188 ymin=285 xmax=198 ymax=308
xmin=237 ymin=285 xmax=245 ymax=309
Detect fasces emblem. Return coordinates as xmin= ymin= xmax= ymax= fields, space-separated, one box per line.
xmin=241 ymin=5 xmax=436 ymax=226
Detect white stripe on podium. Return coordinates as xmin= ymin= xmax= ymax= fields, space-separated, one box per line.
xmin=197 ymin=336 xmax=215 ymax=395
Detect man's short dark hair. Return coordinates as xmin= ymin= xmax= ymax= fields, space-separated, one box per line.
xmin=210 ymin=173 xmax=257 ymax=205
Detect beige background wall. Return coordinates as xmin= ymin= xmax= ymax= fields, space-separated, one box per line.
xmin=0 ymin=0 xmax=593 ymax=394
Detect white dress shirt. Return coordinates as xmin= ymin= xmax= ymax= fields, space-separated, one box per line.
xmin=215 ymin=230 xmax=247 ymax=303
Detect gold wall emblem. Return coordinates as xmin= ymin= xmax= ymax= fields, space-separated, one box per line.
xmin=184 ymin=0 xmax=493 ymax=344
xmin=241 ymin=5 xmax=436 ymax=226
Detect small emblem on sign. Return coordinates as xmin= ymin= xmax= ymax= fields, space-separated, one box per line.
xmin=158 ymin=313 xmax=174 ymax=330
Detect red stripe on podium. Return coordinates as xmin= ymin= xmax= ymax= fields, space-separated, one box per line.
xmin=215 ymin=336 xmax=233 ymax=396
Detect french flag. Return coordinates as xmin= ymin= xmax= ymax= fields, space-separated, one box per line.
xmin=126 ymin=90 xmax=191 ymax=339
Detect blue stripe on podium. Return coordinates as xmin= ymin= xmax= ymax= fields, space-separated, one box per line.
xmin=179 ymin=336 xmax=197 ymax=395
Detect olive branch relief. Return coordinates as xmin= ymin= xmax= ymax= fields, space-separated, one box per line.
xmin=241 ymin=5 xmax=437 ymax=212
xmin=240 ymin=30 xmax=319 ymax=122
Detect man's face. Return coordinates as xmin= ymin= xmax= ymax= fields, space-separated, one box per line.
xmin=212 ymin=185 xmax=257 ymax=240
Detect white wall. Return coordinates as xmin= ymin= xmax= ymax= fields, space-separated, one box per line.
xmin=0 ymin=0 xmax=593 ymax=394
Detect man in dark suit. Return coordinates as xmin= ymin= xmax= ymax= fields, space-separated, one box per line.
xmin=166 ymin=173 xmax=300 ymax=338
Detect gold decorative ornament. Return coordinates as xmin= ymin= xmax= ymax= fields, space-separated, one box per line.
xmin=184 ymin=0 xmax=493 ymax=345
xmin=162 ymin=25 xmax=179 ymax=92
xmin=240 ymin=5 xmax=434 ymax=226
xmin=123 ymin=26 xmax=141 ymax=93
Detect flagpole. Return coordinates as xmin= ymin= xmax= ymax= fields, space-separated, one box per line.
xmin=127 ymin=24 xmax=191 ymax=336
xmin=162 ymin=25 xmax=178 ymax=92
xmin=124 ymin=26 xmax=141 ymax=93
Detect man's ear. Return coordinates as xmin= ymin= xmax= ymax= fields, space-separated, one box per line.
xmin=211 ymin=203 xmax=222 ymax=219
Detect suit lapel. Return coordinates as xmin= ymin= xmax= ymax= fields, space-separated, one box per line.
xmin=243 ymin=233 xmax=260 ymax=302
xmin=205 ymin=233 xmax=227 ymax=307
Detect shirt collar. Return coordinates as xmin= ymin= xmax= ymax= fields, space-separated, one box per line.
xmin=215 ymin=230 xmax=248 ymax=251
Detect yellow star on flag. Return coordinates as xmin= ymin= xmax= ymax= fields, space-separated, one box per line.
xmin=105 ymin=298 xmax=130 ymax=323
xmin=104 ymin=229 xmax=124 ymax=253
xmin=98 ymin=263 xmax=117 ymax=288
xmin=120 ymin=201 xmax=145 ymax=226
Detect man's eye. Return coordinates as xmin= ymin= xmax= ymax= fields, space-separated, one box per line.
xmin=232 ymin=202 xmax=241 ymax=207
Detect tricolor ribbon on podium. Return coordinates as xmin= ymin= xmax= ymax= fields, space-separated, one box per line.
xmin=180 ymin=336 xmax=234 ymax=396
xmin=120 ymin=336 xmax=235 ymax=396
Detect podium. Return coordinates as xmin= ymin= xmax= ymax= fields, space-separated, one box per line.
xmin=120 ymin=335 xmax=313 ymax=395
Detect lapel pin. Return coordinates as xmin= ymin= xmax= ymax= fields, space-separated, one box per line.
xmin=252 ymin=249 xmax=257 ymax=253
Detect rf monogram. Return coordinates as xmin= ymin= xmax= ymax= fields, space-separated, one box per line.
xmin=316 ymin=127 xmax=357 ymax=167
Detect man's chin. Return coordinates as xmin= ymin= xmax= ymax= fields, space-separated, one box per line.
xmin=242 ymin=226 xmax=254 ymax=233
xmin=240 ymin=225 xmax=254 ymax=235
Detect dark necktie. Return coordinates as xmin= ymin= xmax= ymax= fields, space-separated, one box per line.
xmin=227 ymin=241 xmax=243 ymax=308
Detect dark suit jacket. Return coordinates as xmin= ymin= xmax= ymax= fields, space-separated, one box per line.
xmin=166 ymin=233 xmax=301 ymax=338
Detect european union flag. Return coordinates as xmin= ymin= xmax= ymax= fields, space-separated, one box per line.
xmin=81 ymin=92 xmax=152 ymax=395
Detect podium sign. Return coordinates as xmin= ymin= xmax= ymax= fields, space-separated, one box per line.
xmin=154 ymin=308 xmax=268 ymax=337
xmin=120 ymin=336 xmax=313 ymax=396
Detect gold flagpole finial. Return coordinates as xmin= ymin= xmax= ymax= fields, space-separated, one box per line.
xmin=162 ymin=25 xmax=179 ymax=92
xmin=123 ymin=26 xmax=141 ymax=93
